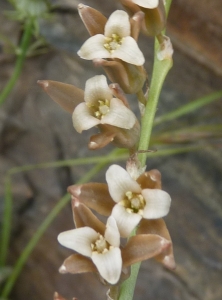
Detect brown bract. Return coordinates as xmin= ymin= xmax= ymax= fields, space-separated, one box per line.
xmin=78 ymin=4 xmax=107 ymax=36
xmin=94 ymin=59 xmax=147 ymax=94
xmin=138 ymin=219 xmax=176 ymax=270
xmin=68 ymin=183 xmax=114 ymax=216
xmin=37 ymin=80 xmax=84 ymax=113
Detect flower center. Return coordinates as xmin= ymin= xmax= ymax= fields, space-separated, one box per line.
xmin=120 ymin=191 xmax=145 ymax=215
xmin=91 ymin=234 xmax=111 ymax=254
xmin=93 ymin=99 xmax=110 ymax=119
xmin=104 ymin=33 xmax=122 ymax=53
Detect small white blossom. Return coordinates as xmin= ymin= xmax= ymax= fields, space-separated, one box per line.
xmin=78 ymin=10 xmax=145 ymax=66
xmin=106 ymin=165 xmax=171 ymax=237
xmin=72 ymin=75 xmax=137 ymax=133
xmin=57 ymin=216 xmax=122 ymax=284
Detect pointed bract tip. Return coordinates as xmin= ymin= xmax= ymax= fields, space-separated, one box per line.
xmin=71 ymin=196 xmax=80 ymax=207
xmin=88 ymin=141 xmax=98 ymax=149
xmin=37 ymin=80 xmax=49 ymax=90
xmin=78 ymin=3 xmax=86 ymax=9
xmin=54 ymin=291 xmax=67 ymax=300
xmin=67 ymin=185 xmax=81 ymax=197
xmin=163 ymin=255 xmax=176 ymax=270
xmin=59 ymin=264 xmax=67 ymax=274
xmin=160 ymin=239 xmax=171 ymax=250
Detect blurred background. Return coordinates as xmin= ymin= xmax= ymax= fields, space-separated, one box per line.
xmin=0 ymin=0 xmax=222 ymax=299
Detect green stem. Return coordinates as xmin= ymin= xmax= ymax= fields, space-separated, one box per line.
xmin=119 ymin=262 xmax=141 ymax=300
xmin=119 ymin=1 xmax=173 ymax=299
xmin=138 ymin=48 xmax=172 ymax=167
xmin=0 ymin=154 xmax=113 ymax=299
xmin=7 ymin=149 xmax=128 ymax=176
xmin=0 ymin=19 xmax=34 ymax=106
xmin=0 ymin=176 xmax=12 ymax=267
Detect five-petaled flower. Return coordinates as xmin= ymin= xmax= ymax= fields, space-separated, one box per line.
xmin=72 ymin=74 xmax=137 ymax=133
xmin=106 ymin=164 xmax=171 ymax=237
xmin=78 ymin=10 xmax=145 ymax=66
xmin=58 ymin=216 xmax=122 ymax=284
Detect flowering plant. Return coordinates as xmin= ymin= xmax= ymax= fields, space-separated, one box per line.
xmin=38 ymin=0 xmax=175 ymax=299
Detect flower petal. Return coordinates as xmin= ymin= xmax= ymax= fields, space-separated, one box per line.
xmin=111 ymin=204 xmax=142 ymax=237
xmin=142 ymin=189 xmax=171 ymax=219
xmin=104 ymin=10 xmax=130 ymax=37
xmin=132 ymin=0 xmax=159 ymax=9
xmin=101 ymin=98 xmax=136 ymax=129
xmin=68 ymin=183 xmax=114 ymax=216
xmin=72 ymin=103 xmax=100 ymax=133
xmin=92 ymin=247 xmax=122 ymax=284
xmin=60 ymin=253 xmax=97 ymax=274
xmin=112 ymin=37 xmax=145 ymax=66
xmin=58 ymin=227 xmax=98 ymax=257
xmin=106 ymin=164 xmax=141 ymax=202
xmin=105 ymin=216 xmax=120 ymax=247
xmin=122 ymin=234 xmax=170 ymax=267
xmin=77 ymin=34 xmax=111 ymax=60
xmin=84 ymin=75 xmax=113 ymax=104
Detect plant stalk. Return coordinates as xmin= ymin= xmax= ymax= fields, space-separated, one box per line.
xmin=0 ymin=19 xmax=34 ymax=106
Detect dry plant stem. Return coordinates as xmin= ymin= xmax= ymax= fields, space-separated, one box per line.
xmin=154 ymin=90 xmax=222 ymax=126
xmin=0 ymin=175 xmax=12 ymax=267
xmin=0 ymin=19 xmax=34 ymax=106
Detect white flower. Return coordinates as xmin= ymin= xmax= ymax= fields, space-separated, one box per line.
xmin=77 ymin=10 xmax=145 ymax=66
xmin=57 ymin=216 xmax=122 ymax=284
xmin=106 ymin=165 xmax=171 ymax=237
xmin=132 ymin=0 xmax=159 ymax=9
xmin=72 ymin=75 xmax=137 ymax=133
